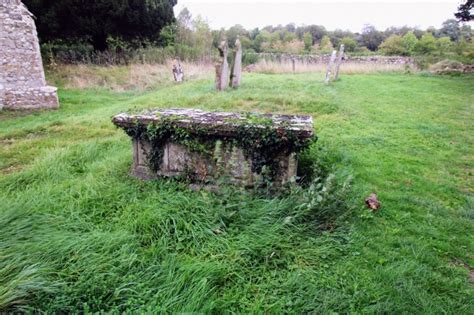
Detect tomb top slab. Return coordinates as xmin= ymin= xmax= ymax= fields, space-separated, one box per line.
xmin=112 ymin=108 xmax=314 ymax=138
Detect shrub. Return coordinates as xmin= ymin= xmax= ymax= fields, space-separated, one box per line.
xmin=379 ymin=35 xmax=405 ymax=55
xmin=242 ymin=50 xmax=260 ymax=65
xmin=340 ymin=37 xmax=358 ymax=52
xmin=415 ymin=33 xmax=437 ymax=55
xmin=401 ymin=31 xmax=418 ymax=56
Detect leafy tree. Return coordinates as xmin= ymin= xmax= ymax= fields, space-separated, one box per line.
xmin=319 ymin=35 xmax=334 ymax=53
xmin=359 ymin=24 xmax=384 ymax=51
xmin=436 ymin=37 xmax=453 ymax=55
xmin=340 ymin=37 xmax=357 ymax=52
xmin=249 ymin=28 xmax=260 ymax=40
xmin=303 ymin=32 xmax=313 ymax=52
xmin=384 ymin=26 xmax=412 ymax=37
xmin=285 ymin=31 xmax=298 ymax=42
xmin=159 ymin=24 xmax=177 ymax=46
xmin=297 ymin=25 xmax=327 ymax=43
xmin=401 ymin=31 xmax=418 ymax=55
xmin=379 ymin=35 xmax=405 ymax=55
xmin=226 ymin=24 xmax=249 ymax=48
xmin=455 ymin=0 xmax=473 ymax=21
xmin=176 ymin=8 xmax=193 ymax=46
xmin=460 ymin=24 xmax=473 ymax=41
xmin=284 ymin=23 xmax=296 ymax=33
xmin=415 ymin=33 xmax=437 ymax=54
xmin=330 ymin=29 xmax=354 ymax=47
xmin=23 ymin=0 xmax=177 ymax=51
xmin=254 ymin=30 xmax=272 ymax=52
xmin=438 ymin=19 xmax=461 ymax=41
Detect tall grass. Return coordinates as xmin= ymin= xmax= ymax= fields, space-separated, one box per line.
xmin=47 ymin=61 xmax=214 ymax=92
xmin=1 ymin=72 xmax=473 ymax=313
xmin=249 ymin=59 xmax=412 ymax=74
xmin=0 ymin=138 xmax=353 ymax=313
xmin=47 ymin=59 xmax=413 ymax=92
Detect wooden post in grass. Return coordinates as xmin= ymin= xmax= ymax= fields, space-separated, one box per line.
xmin=215 ymin=40 xmax=229 ymax=91
xmin=292 ymin=57 xmax=296 ymax=73
xmin=334 ymin=44 xmax=345 ymax=81
xmin=325 ymin=50 xmax=337 ymax=84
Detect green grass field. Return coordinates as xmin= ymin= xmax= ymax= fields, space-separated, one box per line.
xmin=1 ymin=72 xmax=473 ymax=313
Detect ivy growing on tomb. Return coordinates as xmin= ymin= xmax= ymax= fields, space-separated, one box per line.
xmin=123 ymin=114 xmax=315 ymax=180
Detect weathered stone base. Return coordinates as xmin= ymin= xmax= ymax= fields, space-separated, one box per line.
xmin=132 ymin=139 xmax=298 ymax=187
xmin=1 ymin=86 xmax=59 ymax=110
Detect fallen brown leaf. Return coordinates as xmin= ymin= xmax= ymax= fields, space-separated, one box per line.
xmin=365 ymin=193 xmax=381 ymax=210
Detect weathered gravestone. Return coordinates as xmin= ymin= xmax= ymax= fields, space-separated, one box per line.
xmin=172 ymin=59 xmax=184 ymax=83
xmin=231 ymin=38 xmax=242 ymax=88
xmin=0 ymin=0 xmax=59 ymax=110
xmin=215 ymin=40 xmax=230 ymax=91
xmin=112 ymin=109 xmax=314 ymax=187
xmin=324 ymin=50 xmax=337 ymax=85
xmin=334 ymin=44 xmax=345 ymax=81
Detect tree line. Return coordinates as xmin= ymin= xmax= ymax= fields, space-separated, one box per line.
xmin=24 ymin=1 xmax=474 ymax=65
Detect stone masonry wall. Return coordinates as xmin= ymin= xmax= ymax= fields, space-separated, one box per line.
xmin=0 ymin=0 xmax=58 ymax=110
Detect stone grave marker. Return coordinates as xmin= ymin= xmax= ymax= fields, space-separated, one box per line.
xmin=324 ymin=50 xmax=337 ymax=85
xmin=231 ymin=38 xmax=242 ymax=88
xmin=172 ymin=59 xmax=184 ymax=83
xmin=215 ymin=40 xmax=229 ymax=91
xmin=334 ymin=44 xmax=345 ymax=81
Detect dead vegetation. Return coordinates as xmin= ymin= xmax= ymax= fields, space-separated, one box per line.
xmin=47 ymin=61 xmax=214 ymax=92
xmin=46 ymin=59 xmax=413 ymax=91
xmin=246 ymin=59 xmax=412 ymax=74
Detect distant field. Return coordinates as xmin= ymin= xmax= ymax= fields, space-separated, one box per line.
xmin=0 ymin=72 xmax=473 ymax=313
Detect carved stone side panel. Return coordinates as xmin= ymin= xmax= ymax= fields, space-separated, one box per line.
xmin=131 ymin=139 xmax=298 ymax=187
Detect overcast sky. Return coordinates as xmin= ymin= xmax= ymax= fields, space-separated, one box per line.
xmin=174 ymin=0 xmax=472 ymax=32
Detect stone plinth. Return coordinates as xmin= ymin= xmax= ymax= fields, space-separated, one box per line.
xmin=112 ymin=109 xmax=314 ymax=187
xmin=0 ymin=0 xmax=59 ymax=110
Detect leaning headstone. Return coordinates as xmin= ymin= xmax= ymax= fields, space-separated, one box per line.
xmin=334 ymin=44 xmax=345 ymax=81
xmin=172 ymin=59 xmax=184 ymax=83
xmin=0 ymin=0 xmax=59 ymax=110
xmin=231 ymin=38 xmax=242 ymax=88
xmin=324 ymin=50 xmax=337 ymax=85
xmin=215 ymin=40 xmax=229 ymax=91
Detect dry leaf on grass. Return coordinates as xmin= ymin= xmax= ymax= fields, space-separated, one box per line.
xmin=365 ymin=193 xmax=381 ymax=210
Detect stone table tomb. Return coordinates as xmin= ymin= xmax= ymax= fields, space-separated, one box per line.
xmin=113 ymin=109 xmax=315 ymax=187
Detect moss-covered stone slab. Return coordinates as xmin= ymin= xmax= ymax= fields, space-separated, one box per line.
xmin=112 ymin=108 xmax=315 ymax=187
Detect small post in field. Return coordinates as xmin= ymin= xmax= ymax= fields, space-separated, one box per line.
xmin=231 ymin=38 xmax=242 ymax=88
xmin=292 ymin=57 xmax=296 ymax=73
xmin=325 ymin=50 xmax=337 ymax=84
xmin=334 ymin=44 xmax=345 ymax=81
xmin=215 ymin=40 xmax=229 ymax=91
xmin=172 ymin=59 xmax=184 ymax=83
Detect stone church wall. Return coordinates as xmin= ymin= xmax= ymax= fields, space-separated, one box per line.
xmin=0 ymin=0 xmax=59 ymax=110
